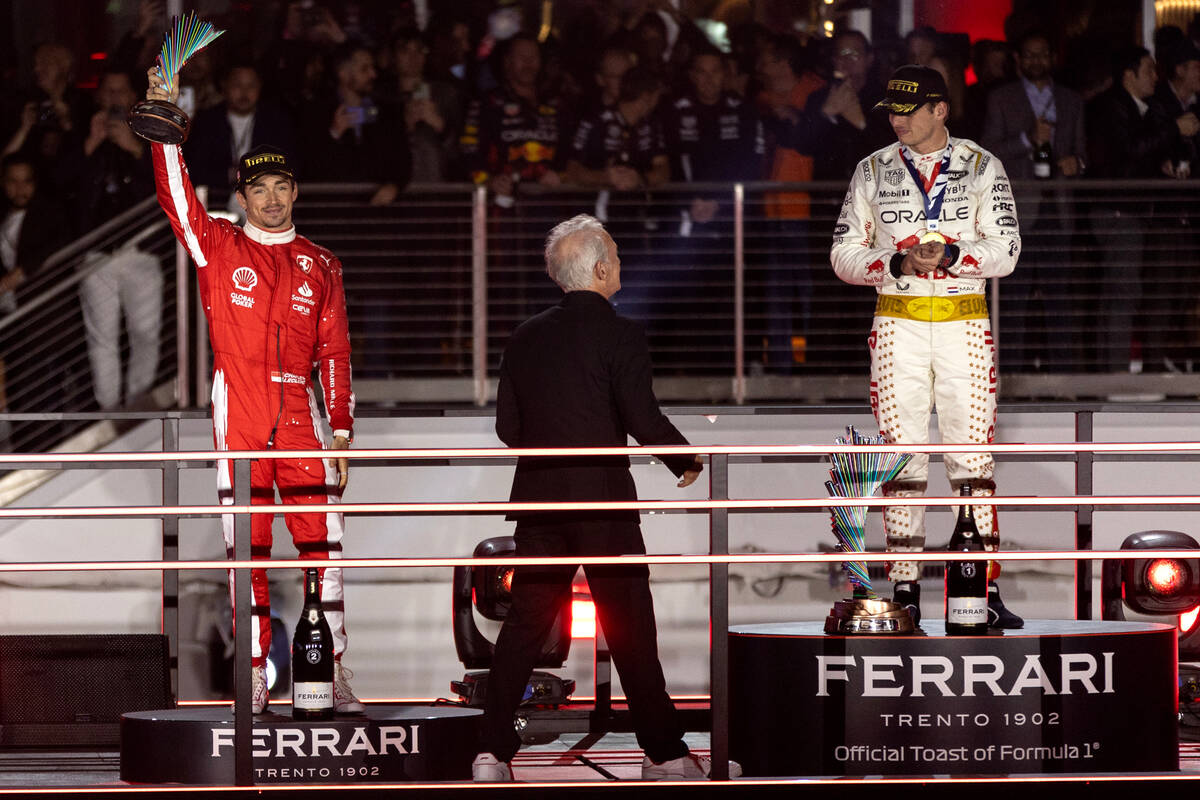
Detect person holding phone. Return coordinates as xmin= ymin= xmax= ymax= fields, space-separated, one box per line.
xmin=302 ymin=44 xmax=411 ymax=206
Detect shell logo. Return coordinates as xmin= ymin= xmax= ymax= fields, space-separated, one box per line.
xmin=297 ymin=282 xmax=313 ymax=298
xmin=232 ymin=267 xmax=258 ymax=293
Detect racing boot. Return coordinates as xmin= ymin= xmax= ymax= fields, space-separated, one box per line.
xmin=987 ymin=581 xmax=1024 ymax=629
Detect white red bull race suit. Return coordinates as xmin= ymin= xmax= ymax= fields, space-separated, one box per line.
xmin=830 ymin=135 xmax=1020 ymax=582
xmin=152 ymin=143 xmax=355 ymax=666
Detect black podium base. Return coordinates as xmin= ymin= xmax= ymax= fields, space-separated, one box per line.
xmin=730 ymin=619 xmax=1179 ymax=777
xmin=120 ymin=704 xmax=481 ymax=784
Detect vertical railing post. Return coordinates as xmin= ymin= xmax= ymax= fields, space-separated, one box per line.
xmin=175 ymin=190 xmax=192 ymax=409
xmin=733 ymin=184 xmax=746 ymax=405
xmin=1075 ymin=409 xmax=1094 ymax=619
xmin=233 ymin=457 xmax=254 ymax=786
xmin=161 ymin=416 xmax=180 ymax=697
xmin=708 ymin=452 xmax=730 ymax=780
xmin=472 ymin=185 xmax=489 ymax=407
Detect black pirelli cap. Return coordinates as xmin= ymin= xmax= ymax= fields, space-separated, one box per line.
xmin=235 ymin=144 xmax=294 ymax=189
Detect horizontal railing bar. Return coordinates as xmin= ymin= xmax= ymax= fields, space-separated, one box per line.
xmin=1 ymin=550 xmax=1196 ymax=572
xmin=2 ymin=441 xmax=1200 ymax=464
xmin=0 ymin=402 xmax=1199 ymax=422
xmin=0 ymin=495 xmax=1194 ymax=518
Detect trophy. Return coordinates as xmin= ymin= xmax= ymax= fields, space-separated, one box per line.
xmin=823 ymin=426 xmax=915 ymax=634
xmin=128 ymin=13 xmax=224 ymax=144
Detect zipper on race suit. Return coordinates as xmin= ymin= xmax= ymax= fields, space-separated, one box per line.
xmin=267 ymin=323 xmax=283 ymax=449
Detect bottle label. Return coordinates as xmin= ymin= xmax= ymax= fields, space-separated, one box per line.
xmin=946 ymin=596 xmax=987 ymax=622
xmin=293 ymin=682 xmax=333 ymax=709
xmin=1033 ymin=161 xmax=1051 ymax=178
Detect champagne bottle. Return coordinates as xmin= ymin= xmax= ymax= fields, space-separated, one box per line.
xmin=945 ymin=484 xmax=988 ymax=635
xmin=1032 ymin=139 xmax=1053 ymax=179
xmin=292 ymin=567 xmax=334 ymax=719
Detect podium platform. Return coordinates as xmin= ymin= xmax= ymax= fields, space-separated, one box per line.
xmin=729 ymin=619 xmax=1179 ymax=777
xmin=120 ymin=704 xmax=481 ymax=784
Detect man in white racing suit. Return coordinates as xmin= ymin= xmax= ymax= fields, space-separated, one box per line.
xmin=830 ymin=65 xmax=1023 ymax=628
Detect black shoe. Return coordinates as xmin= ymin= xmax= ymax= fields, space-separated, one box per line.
xmin=987 ymin=581 xmax=1024 ymax=629
xmin=893 ymin=581 xmax=921 ymax=627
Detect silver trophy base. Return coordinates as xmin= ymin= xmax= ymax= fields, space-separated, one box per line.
xmin=824 ymin=597 xmax=916 ymax=634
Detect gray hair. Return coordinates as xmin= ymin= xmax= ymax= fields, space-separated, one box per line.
xmin=544 ymin=214 xmax=609 ymax=291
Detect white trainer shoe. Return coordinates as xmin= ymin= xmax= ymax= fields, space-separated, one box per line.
xmin=333 ymin=661 xmax=365 ymax=714
xmin=472 ymin=752 xmax=514 ymax=781
xmin=641 ymin=752 xmax=742 ymax=780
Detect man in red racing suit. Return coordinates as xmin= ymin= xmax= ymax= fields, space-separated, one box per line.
xmin=146 ymin=68 xmax=362 ymax=713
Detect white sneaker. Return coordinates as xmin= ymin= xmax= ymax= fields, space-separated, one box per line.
xmin=230 ymin=664 xmax=269 ymax=713
xmin=641 ymin=753 xmax=742 ymax=780
xmin=333 ymin=661 xmax=365 ymax=714
xmin=472 ymin=752 xmax=514 ymax=781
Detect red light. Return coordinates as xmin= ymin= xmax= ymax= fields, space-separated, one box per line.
xmin=497 ymin=567 xmax=514 ymax=594
xmin=1147 ymin=559 xmax=1186 ymax=596
xmin=90 ymin=51 xmax=107 ymax=61
xmin=570 ymin=598 xmax=596 ymax=638
xmin=1181 ymin=605 xmax=1200 ymax=633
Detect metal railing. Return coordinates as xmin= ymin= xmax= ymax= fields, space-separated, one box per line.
xmin=291 ymin=178 xmax=1200 ymax=406
xmin=0 ymin=196 xmax=178 ymax=453
xmin=6 ymin=178 xmax=1199 ymax=456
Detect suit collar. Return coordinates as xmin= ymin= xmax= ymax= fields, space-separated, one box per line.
xmin=561 ymin=290 xmax=614 ymax=309
xmin=243 ymin=220 xmax=297 ymax=245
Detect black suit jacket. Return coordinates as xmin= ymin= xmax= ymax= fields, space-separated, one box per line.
xmin=1086 ymin=86 xmax=1175 ymax=178
xmin=496 ymin=290 xmax=696 ymax=523
xmin=1149 ymin=81 xmax=1198 ymax=165
xmin=184 ymin=102 xmax=298 ymax=191
xmin=301 ymin=96 xmax=412 ymax=188
xmin=0 ymin=193 xmax=70 ymax=300
xmin=981 ymin=79 xmax=1086 ymax=180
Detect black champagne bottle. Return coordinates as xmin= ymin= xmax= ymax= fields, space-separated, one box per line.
xmin=292 ymin=567 xmax=334 ymax=719
xmin=945 ymin=484 xmax=988 ymax=635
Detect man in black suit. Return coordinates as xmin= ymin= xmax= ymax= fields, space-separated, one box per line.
xmin=981 ymin=31 xmax=1087 ymax=372
xmin=473 ymin=214 xmax=738 ymax=782
xmin=184 ymin=63 xmax=296 ymax=209
xmin=1144 ymin=40 xmax=1200 ymax=372
xmin=1086 ymin=46 xmax=1178 ymax=372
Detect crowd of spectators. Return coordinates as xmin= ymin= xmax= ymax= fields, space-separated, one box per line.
xmin=1 ymin=1 xmax=1200 ymax=391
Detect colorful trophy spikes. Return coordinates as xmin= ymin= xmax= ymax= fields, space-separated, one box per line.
xmin=823 ymin=426 xmax=914 ymax=634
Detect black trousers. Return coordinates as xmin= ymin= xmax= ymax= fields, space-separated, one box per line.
xmin=478 ymin=519 xmax=688 ymax=764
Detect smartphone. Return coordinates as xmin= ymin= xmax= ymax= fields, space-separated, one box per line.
xmin=412 ymin=82 xmax=431 ymax=101
xmin=344 ymin=105 xmax=366 ymax=127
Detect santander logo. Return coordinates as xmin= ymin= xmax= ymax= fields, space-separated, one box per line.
xmin=232 ymin=267 xmax=258 ymax=293
xmin=297 ymin=282 xmax=313 ymax=298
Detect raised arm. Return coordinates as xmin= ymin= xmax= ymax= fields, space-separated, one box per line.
xmin=144 ymin=65 xmax=231 ymax=269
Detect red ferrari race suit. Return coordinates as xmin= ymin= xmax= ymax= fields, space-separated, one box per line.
xmin=830 ymin=136 xmax=1020 ymax=582
xmin=152 ymin=143 xmax=354 ymax=666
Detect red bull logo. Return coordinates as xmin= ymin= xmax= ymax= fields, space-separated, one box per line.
xmin=507 ymin=141 xmax=555 ymax=163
